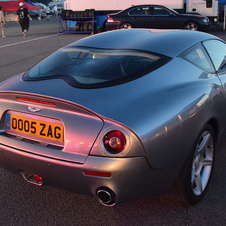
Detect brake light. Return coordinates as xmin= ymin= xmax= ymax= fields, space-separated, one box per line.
xmin=107 ymin=17 xmax=114 ymax=22
xmin=16 ymin=97 xmax=55 ymax=106
xmin=103 ymin=130 xmax=126 ymax=154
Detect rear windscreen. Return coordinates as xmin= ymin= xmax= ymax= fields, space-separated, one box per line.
xmin=23 ymin=47 xmax=171 ymax=88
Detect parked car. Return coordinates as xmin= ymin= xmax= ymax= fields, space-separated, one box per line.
xmin=5 ymin=13 xmax=17 ymax=22
xmin=30 ymin=10 xmax=46 ymax=19
xmin=0 ymin=29 xmax=225 ymax=206
xmin=48 ymin=6 xmax=55 ymax=15
xmin=106 ymin=5 xmax=209 ymax=31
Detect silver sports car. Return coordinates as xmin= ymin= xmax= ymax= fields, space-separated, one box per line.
xmin=0 ymin=29 xmax=226 ymax=206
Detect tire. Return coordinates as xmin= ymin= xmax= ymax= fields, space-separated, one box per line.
xmin=80 ymin=23 xmax=84 ymax=31
xmin=183 ymin=21 xmax=199 ymax=31
xmin=71 ymin=12 xmax=77 ymax=21
xmin=69 ymin=11 xmax=74 ymax=18
xmin=84 ymin=9 xmax=89 ymax=18
xmin=74 ymin=11 xmax=79 ymax=20
xmin=65 ymin=10 xmax=72 ymax=18
xmin=119 ymin=22 xmax=133 ymax=29
xmin=78 ymin=11 xmax=83 ymax=18
xmin=75 ymin=22 xmax=81 ymax=31
xmin=83 ymin=23 xmax=89 ymax=31
xmin=173 ymin=124 xmax=216 ymax=204
xmin=80 ymin=11 xmax=84 ymax=20
xmin=88 ymin=9 xmax=95 ymax=17
xmin=61 ymin=10 xmax=66 ymax=17
xmin=88 ymin=22 xmax=93 ymax=31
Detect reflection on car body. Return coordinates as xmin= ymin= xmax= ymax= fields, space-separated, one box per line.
xmin=0 ymin=29 xmax=226 ymax=206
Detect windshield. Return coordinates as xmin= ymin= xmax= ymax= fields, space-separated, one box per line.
xmin=23 ymin=47 xmax=171 ymax=88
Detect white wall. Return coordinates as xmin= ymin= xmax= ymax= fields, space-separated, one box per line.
xmin=64 ymin=0 xmax=184 ymax=11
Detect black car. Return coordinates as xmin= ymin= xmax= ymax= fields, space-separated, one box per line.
xmin=105 ymin=5 xmax=209 ymax=31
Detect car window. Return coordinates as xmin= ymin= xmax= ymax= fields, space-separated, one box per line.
xmin=129 ymin=6 xmax=170 ymax=16
xmin=152 ymin=6 xmax=170 ymax=16
xmin=203 ymin=40 xmax=226 ymax=71
xmin=23 ymin=47 xmax=171 ymax=89
xmin=129 ymin=7 xmax=151 ymax=16
xmin=179 ymin=43 xmax=215 ymax=73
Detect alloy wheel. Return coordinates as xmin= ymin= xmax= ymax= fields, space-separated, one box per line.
xmin=191 ymin=131 xmax=214 ymax=196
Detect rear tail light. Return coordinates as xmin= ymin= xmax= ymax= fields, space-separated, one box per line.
xmin=107 ymin=17 xmax=114 ymax=22
xmin=103 ymin=130 xmax=126 ymax=154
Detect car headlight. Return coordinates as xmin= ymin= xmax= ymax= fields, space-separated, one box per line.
xmin=202 ymin=18 xmax=209 ymax=23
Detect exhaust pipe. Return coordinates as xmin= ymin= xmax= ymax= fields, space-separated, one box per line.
xmin=20 ymin=170 xmax=43 ymax=186
xmin=96 ymin=187 xmax=116 ymax=206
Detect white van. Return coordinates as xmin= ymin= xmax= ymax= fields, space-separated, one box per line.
xmin=33 ymin=3 xmax=47 ymax=13
xmin=49 ymin=1 xmax=64 ymax=11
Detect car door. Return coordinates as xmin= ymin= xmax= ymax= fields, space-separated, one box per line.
xmin=128 ymin=6 xmax=156 ymax=28
xmin=179 ymin=40 xmax=226 ymax=134
xmin=203 ymin=40 xmax=226 ymax=97
xmin=128 ymin=6 xmax=179 ymax=29
xmin=202 ymin=39 xmax=226 ymax=131
xmin=150 ymin=6 xmax=180 ymax=29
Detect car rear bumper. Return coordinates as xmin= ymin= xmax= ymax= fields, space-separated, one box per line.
xmin=0 ymin=143 xmax=180 ymax=206
xmin=105 ymin=22 xmax=120 ymax=30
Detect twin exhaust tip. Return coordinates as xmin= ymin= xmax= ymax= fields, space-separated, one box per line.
xmin=96 ymin=187 xmax=117 ymax=206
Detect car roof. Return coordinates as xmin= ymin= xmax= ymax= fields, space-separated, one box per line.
xmin=119 ymin=4 xmax=174 ymax=12
xmin=69 ymin=29 xmax=219 ymax=58
xmin=108 ymin=4 xmax=176 ymax=16
xmin=125 ymin=4 xmax=171 ymax=9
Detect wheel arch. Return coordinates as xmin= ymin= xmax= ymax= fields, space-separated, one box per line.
xmin=188 ymin=118 xmax=219 ymax=161
xmin=181 ymin=119 xmax=219 ymax=168
xmin=170 ymin=121 xmax=217 ymax=204
xmin=206 ymin=118 xmax=219 ymax=142
xmin=102 ymin=19 xmax=107 ymax=31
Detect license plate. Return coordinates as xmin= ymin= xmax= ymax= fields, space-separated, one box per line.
xmin=5 ymin=111 xmax=64 ymax=145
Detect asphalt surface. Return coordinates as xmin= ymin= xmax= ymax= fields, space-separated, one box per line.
xmin=0 ymin=19 xmax=226 ymax=225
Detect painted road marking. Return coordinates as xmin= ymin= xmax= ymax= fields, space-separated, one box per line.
xmin=0 ymin=34 xmax=60 ymax=49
